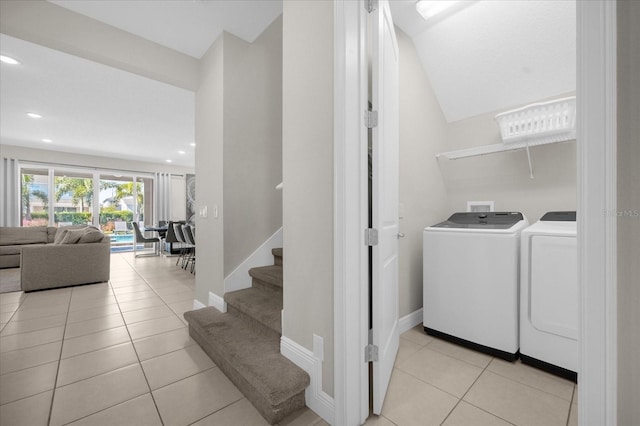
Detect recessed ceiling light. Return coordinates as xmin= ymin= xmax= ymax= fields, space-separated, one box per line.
xmin=190 ymin=143 xmax=196 ymax=147
xmin=26 ymin=112 xmax=42 ymax=119
xmin=42 ymin=138 xmax=53 ymax=143
xmin=166 ymin=159 xmax=173 ymax=163
xmin=0 ymin=55 xmax=20 ymax=65
xmin=178 ymin=150 xmax=186 ymax=154
xmin=416 ymin=0 xmax=459 ymax=21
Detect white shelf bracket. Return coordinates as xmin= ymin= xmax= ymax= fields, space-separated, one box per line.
xmin=524 ymin=140 xmax=534 ymax=179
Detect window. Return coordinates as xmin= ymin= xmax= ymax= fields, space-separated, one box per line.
xmin=19 ymin=164 xmax=156 ymax=252
xmin=21 ymin=168 xmax=50 ymax=226
xmin=54 ymin=170 xmax=94 ymax=226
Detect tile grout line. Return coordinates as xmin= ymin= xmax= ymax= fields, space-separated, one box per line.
xmin=184 ymin=396 xmax=246 ymax=426
xmin=401 ymin=334 xmax=563 ymax=426
xmin=461 ymin=400 xmax=518 ymax=426
xmin=50 ymin=254 xmax=166 ymax=426
xmin=47 ymin=288 xmax=74 ymax=426
xmin=48 ymin=255 xmax=147 ymax=426
xmin=120 ymin=254 xmax=203 ymax=425
xmin=1 ymin=254 xmax=194 ymax=425
xmin=483 ymin=365 xmax=576 ymax=403
xmin=418 ymin=335 xmax=576 ymax=404
xmin=0 ymin=292 xmax=27 ymax=332
xmin=566 ymin=384 xmax=577 ymax=426
xmin=0 ymin=343 xmax=61 ymax=377
xmin=436 ymin=352 xmax=495 ymax=426
xmin=110 ymin=253 xmax=167 ymax=426
xmin=114 ymin=252 xmax=192 ymax=426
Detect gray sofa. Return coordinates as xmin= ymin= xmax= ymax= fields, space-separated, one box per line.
xmin=0 ymin=225 xmax=111 ymax=292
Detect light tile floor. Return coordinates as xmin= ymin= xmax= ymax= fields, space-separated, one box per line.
xmin=369 ymin=327 xmax=578 ymax=426
xmin=0 ymin=253 xmax=578 ymax=426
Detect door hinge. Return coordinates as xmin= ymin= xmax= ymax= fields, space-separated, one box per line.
xmin=364 ymin=344 xmax=379 ymax=362
xmin=365 ymin=0 xmax=378 ymax=14
xmin=364 ymin=110 xmax=378 ymax=128
xmin=364 ymin=228 xmax=379 ymax=246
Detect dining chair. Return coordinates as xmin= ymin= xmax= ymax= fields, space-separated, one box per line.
xmin=182 ymin=224 xmax=196 ymax=274
xmin=173 ymin=223 xmax=190 ymax=268
xmin=164 ymin=221 xmax=184 ymax=256
xmin=132 ymin=222 xmax=160 ymax=257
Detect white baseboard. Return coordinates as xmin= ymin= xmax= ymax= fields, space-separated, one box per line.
xmin=281 ymin=336 xmax=335 ymax=425
xmin=224 ymin=227 xmax=283 ymax=293
xmin=193 ymin=299 xmax=206 ymax=310
xmin=208 ymin=291 xmax=227 ymax=313
xmin=398 ymin=308 xmax=423 ymax=334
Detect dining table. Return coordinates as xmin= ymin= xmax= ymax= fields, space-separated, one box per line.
xmin=143 ymin=225 xmax=168 ymax=239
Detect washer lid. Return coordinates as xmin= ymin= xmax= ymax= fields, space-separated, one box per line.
xmin=540 ymin=211 xmax=576 ymax=222
xmin=432 ymin=212 xmax=524 ymax=229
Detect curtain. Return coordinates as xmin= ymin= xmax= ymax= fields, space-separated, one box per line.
xmin=0 ymin=157 xmax=20 ymax=227
xmin=154 ymin=172 xmax=171 ymax=224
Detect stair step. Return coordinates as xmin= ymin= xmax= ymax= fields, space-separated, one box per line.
xmin=225 ymin=287 xmax=282 ymax=337
xmin=272 ymin=248 xmax=283 ymax=266
xmin=184 ymin=307 xmax=309 ymax=424
xmin=249 ymin=265 xmax=283 ymax=292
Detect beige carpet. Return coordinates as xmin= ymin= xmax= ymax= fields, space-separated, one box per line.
xmin=0 ymin=268 xmax=21 ymax=293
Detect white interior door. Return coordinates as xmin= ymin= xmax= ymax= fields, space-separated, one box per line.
xmin=371 ymin=0 xmax=400 ymax=415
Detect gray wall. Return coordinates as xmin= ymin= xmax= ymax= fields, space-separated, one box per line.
xmin=441 ymin=96 xmax=577 ymax=223
xmin=195 ymin=36 xmax=225 ymax=304
xmin=194 ymin=17 xmax=283 ymax=304
xmin=223 ymin=17 xmax=283 ymax=276
xmin=396 ymin=29 xmax=449 ymax=317
xmin=396 ymin=31 xmax=577 ymax=319
xmin=617 ymin=1 xmax=640 ymax=424
xmin=282 ymin=0 xmax=334 ymax=397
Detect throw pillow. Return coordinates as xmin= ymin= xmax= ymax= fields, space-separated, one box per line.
xmin=78 ymin=229 xmax=105 ymax=244
xmin=53 ymin=229 xmax=69 ymax=245
xmin=60 ymin=228 xmax=85 ymax=244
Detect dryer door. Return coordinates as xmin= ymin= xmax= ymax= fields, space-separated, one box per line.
xmin=530 ymin=235 xmax=578 ymax=340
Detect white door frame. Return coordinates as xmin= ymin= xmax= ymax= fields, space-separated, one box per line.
xmin=333 ymin=1 xmax=369 ymax=425
xmin=577 ymin=1 xmax=617 ymax=425
xmin=334 ymin=1 xmax=618 ymax=425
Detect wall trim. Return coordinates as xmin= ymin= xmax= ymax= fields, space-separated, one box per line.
xmin=208 ymin=291 xmax=227 ymax=313
xmin=398 ymin=308 xmax=423 ymax=334
xmin=577 ymin=1 xmax=617 ymax=425
xmin=224 ymin=227 xmax=283 ymax=293
xmin=281 ymin=336 xmax=335 ymax=425
xmin=193 ymin=299 xmax=206 ymax=310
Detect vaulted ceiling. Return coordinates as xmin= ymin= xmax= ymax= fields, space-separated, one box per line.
xmin=390 ymin=0 xmax=576 ymax=122
xmin=0 ymin=0 xmax=576 ymax=167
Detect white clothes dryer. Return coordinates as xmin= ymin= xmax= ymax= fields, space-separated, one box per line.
xmin=520 ymin=211 xmax=578 ymax=381
xmin=423 ymin=212 xmax=529 ymax=360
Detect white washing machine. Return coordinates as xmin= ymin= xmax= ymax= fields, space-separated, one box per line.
xmin=520 ymin=211 xmax=578 ymax=381
xmin=423 ymin=212 xmax=529 ymax=360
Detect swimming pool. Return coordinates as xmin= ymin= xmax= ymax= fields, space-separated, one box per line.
xmin=109 ymin=234 xmax=135 ymax=252
xmin=110 ymin=234 xmax=134 ymax=243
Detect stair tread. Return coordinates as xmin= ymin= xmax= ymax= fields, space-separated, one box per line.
xmin=225 ymin=288 xmax=282 ymax=335
xmin=184 ymin=307 xmax=309 ymax=406
xmin=249 ymin=265 xmax=283 ymax=288
xmin=272 ymin=248 xmax=283 ymax=257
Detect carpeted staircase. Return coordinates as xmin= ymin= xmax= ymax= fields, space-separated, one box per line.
xmin=184 ymin=248 xmax=310 ymax=424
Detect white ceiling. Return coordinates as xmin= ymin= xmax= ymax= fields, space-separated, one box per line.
xmin=0 ymin=0 xmax=575 ymax=168
xmin=49 ymin=0 xmax=283 ymax=58
xmin=390 ymin=0 xmax=576 ymax=122
xmin=0 ymin=34 xmax=196 ymax=167
xmin=0 ymin=1 xmax=284 ymax=168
